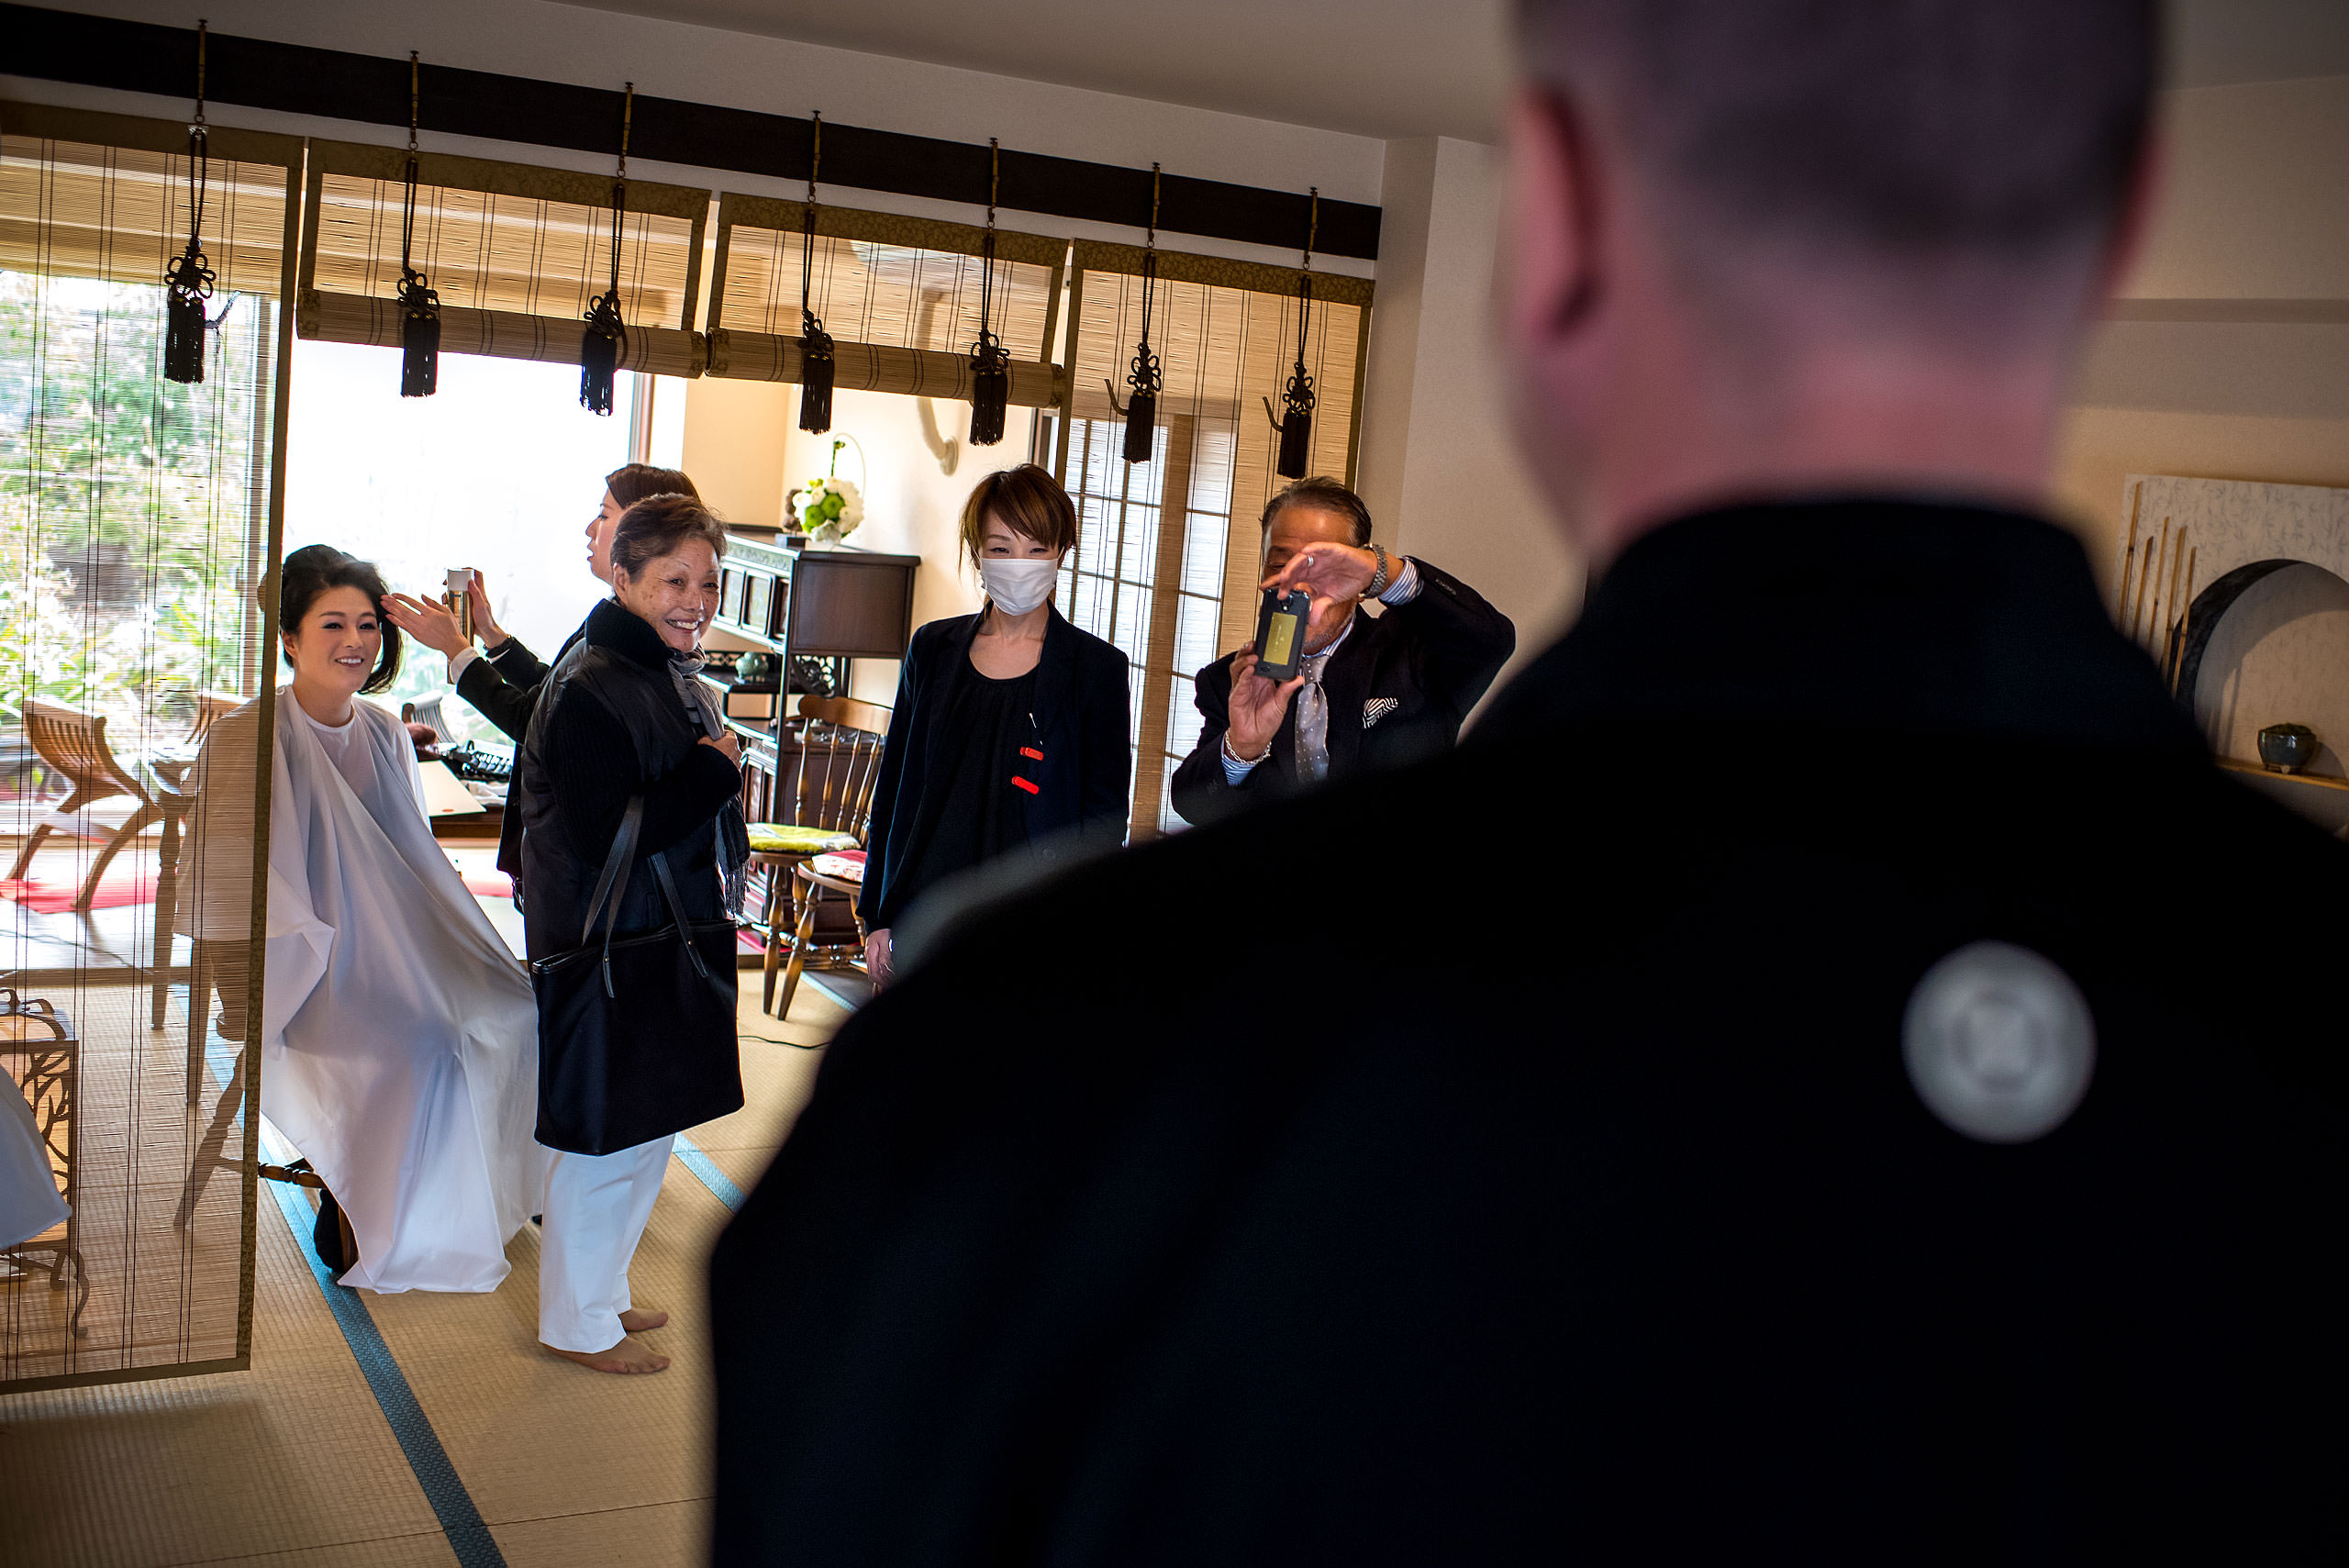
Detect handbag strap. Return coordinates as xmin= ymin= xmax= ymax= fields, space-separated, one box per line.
xmin=581 ymin=795 xmax=645 ymax=950
xmin=648 ymin=848 xmax=722 ymax=990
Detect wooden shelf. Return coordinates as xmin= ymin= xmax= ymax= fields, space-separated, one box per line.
xmin=2218 ymin=758 xmax=2349 ymax=793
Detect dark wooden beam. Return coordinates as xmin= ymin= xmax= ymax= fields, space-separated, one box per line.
xmin=1 ymin=3 xmax=1382 ymax=261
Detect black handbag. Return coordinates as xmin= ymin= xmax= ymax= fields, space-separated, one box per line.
xmin=530 ymin=797 xmax=744 ymax=1155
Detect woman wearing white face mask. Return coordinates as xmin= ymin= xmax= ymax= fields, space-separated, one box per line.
xmin=858 ymin=464 xmax=1131 ymax=983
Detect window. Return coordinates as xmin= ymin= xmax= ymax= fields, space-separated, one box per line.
xmin=282 ymin=340 xmax=639 ymax=738
xmin=1 ymin=107 xmax=300 ymax=1390
xmin=1052 ymin=245 xmax=1373 ymax=838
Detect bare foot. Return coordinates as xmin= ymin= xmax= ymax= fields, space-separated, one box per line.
xmin=549 ymin=1336 xmax=670 ymax=1375
xmin=618 ymin=1307 xmax=669 ymax=1333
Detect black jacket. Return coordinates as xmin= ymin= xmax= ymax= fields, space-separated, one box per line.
xmin=515 ymin=598 xmax=740 ymax=960
xmin=1169 ymin=557 xmax=1513 ymax=824
xmin=453 ymin=628 xmax=584 ymax=886
xmin=860 ymin=606 xmax=1130 ymax=930
xmin=708 ymin=501 xmax=2349 ymax=1562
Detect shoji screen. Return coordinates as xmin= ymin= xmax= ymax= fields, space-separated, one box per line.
xmin=1052 ymin=243 xmax=1372 ymax=836
xmin=704 ymin=195 xmax=1064 ymax=407
xmin=298 ymin=139 xmax=707 ymax=378
xmin=0 ymin=102 xmax=297 ymax=1390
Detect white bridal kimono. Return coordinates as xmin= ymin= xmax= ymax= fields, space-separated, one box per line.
xmin=181 ymin=691 xmax=548 ymax=1292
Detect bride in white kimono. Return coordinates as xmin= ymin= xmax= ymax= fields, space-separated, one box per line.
xmin=180 ymin=544 xmax=547 ymax=1293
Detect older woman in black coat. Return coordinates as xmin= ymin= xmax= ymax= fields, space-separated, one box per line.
xmin=859 ymin=465 xmax=1131 ymax=983
xmin=515 ymin=494 xmax=748 ymax=1376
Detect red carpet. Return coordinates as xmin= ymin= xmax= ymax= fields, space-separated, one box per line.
xmin=0 ymin=869 xmax=158 ymax=913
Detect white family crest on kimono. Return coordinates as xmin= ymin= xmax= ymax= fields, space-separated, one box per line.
xmin=179 ymin=690 xmax=548 ymax=1292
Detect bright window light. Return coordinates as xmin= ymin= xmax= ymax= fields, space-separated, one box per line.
xmin=284 ymin=341 xmax=637 ymax=740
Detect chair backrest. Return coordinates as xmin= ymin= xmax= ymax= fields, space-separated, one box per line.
xmin=19 ymin=698 xmax=142 ymax=802
xmin=192 ymin=690 xmax=243 ymax=743
xmin=400 ymin=695 xmax=450 ymax=740
xmin=793 ymin=695 xmax=891 ymax=843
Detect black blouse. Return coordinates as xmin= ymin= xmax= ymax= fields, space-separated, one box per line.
xmin=884 ymin=662 xmax=1038 ymax=926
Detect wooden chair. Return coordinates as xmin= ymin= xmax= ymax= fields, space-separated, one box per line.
xmin=6 ymin=698 xmax=183 ymax=914
xmin=2 ymin=990 xmax=90 ymax=1340
xmin=775 ymin=852 xmax=870 ymax=1018
xmin=746 ymin=695 xmax=890 ymax=1014
xmin=192 ymin=689 xmax=243 ymax=743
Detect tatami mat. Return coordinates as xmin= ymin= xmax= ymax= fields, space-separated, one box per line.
xmin=0 ymin=975 xmax=841 ymax=1567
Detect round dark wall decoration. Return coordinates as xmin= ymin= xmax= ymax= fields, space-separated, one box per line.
xmin=2172 ymin=558 xmax=2331 ymax=712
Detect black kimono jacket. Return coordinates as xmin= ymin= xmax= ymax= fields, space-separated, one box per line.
xmin=709 ymin=501 xmax=2349 ymax=1562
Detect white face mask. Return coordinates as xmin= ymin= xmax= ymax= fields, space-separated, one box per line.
xmin=977 ymin=555 xmax=1061 ymax=617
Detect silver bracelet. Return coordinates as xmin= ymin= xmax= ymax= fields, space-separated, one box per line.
xmin=1221 ymin=733 xmax=1270 ymax=768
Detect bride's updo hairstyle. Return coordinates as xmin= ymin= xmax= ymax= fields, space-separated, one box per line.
xmin=277 ymin=544 xmax=403 ymax=694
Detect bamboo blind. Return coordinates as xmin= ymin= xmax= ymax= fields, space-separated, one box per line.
xmin=0 ymin=132 xmax=292 ymax=294
xmin=0 ymin=102 xmax=295 ymax=1392
xmin=705 ymin=195 xmax=1064 ymax=399
xmin=1063 ymin=241 xmax=1372 ymax=656
xmin=298 ymin=140 xmax=707 ymax=371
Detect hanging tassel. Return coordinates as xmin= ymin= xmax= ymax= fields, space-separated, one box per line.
xmin=1120 ymin=168 xmax=1163 ymax=464
xmin=798 ymin=317 xmax=836 ymax=433
xmin=967 ymin=139 xmax=1010 ymax=447
xmin=394 ymin=61 xmax=439 ymax=398
xmin=1271 ymin=367 xmax=1315 ymax=479
xmin=581 ymin=290 xmax=623 ymax=415
xmin=163 ymin=242 xmax=213 ymax=384
xmin=581 ymin=89 xmax=632 ymax=417
xmin=164 ymin=44 xmax=213 ymax=386
xmin=796 ymin=113 xmax=834 ymax=434
xmin=399 ymin=269 xmax=440 ymax=398
xmin=969 ymin=333 xmax=1008 ymax=446
xmin=1269 ymin=205 xmax=1319 ymax=479
xmin=1121 ymin=381 xmax=1157 ymax=462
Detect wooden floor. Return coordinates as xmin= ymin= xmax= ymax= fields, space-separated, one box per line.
xmin=0 ymin=844 xmax=851 ymax=1567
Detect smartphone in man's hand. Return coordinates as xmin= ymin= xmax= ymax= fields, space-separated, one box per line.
xmin=1253 ymin=587 xmax=1311 ymax=682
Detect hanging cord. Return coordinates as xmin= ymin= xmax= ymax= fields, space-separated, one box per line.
xmin=1267 ymin=186 xmax=1319 ymax=477
xmin=797 ymin=110 xmax=838 ymax=433
xmin=967 ymin=137 xmax=1010 ymax=445
xmin=395 ymin=51 xmax=441 ymax=397
xmin=579 ymin=82 xmax=632 ymax=414
xmin=1111 ymin=162 xmax=1163 ymax=462
xmin=800 ymin=111 xmax=822 ymax=336
xmin=163 ymin=19 xmax=216 ymax=384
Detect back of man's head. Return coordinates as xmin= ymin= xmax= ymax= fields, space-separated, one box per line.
xmin=1504 ymin=0 xmax=2157 ymax=553
xmin=1517 ymin=0 xmax=2154 ymax=317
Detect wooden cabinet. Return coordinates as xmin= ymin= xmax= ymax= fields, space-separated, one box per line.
xmin=714 ymin=536 xmax=919 ymax=666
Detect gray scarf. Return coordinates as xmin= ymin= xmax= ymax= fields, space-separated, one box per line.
xmin=671 ymin=650 xmax=753 ymax=917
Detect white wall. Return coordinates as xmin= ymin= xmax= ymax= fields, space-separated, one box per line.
xmin=770 ymin=386 xmax=1034 ymax=705
xmin=1357 ymin=136 xmax=1582 ymax=695
xmin=2056 ymin=73 xmax=2349 ymax=579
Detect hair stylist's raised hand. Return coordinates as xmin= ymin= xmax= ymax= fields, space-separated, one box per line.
xmin=1224 ymin=647 xmax=1304 ymax=763
xmin=462 ymin=572 xmax=507 ymax=649
xmin=699 ymin=730 xmax=742 ymax=766
xmin=381 ymin=591 xmax=468 ymax=657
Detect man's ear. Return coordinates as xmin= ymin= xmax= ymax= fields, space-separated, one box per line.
xmin=1501 ymin=86 xmax=1607 ymax=345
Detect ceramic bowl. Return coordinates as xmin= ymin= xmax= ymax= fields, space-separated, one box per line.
xmin=2257 ymin=723 xmax=2320 ymax=774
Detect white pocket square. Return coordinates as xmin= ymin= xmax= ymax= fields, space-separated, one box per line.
xmin=1363 ymin=698 xmax=1400 ymax=728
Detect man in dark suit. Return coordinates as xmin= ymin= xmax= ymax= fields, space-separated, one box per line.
xmin=710 ymin=0 xmax=2348 ymax=1559
xmin=1168 ymin=476 xmax=1513 ymax=825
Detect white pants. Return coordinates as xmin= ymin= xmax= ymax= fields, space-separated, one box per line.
xmin=539 ymin=1135 xmax=674 ymax=1351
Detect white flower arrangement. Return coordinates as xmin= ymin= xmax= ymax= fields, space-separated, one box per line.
xmin=796 ymin=475 xmax=864 ymax=543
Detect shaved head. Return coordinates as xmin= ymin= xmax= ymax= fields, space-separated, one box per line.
xmin=1515 ymin=0 xmax=2156 ymax=337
